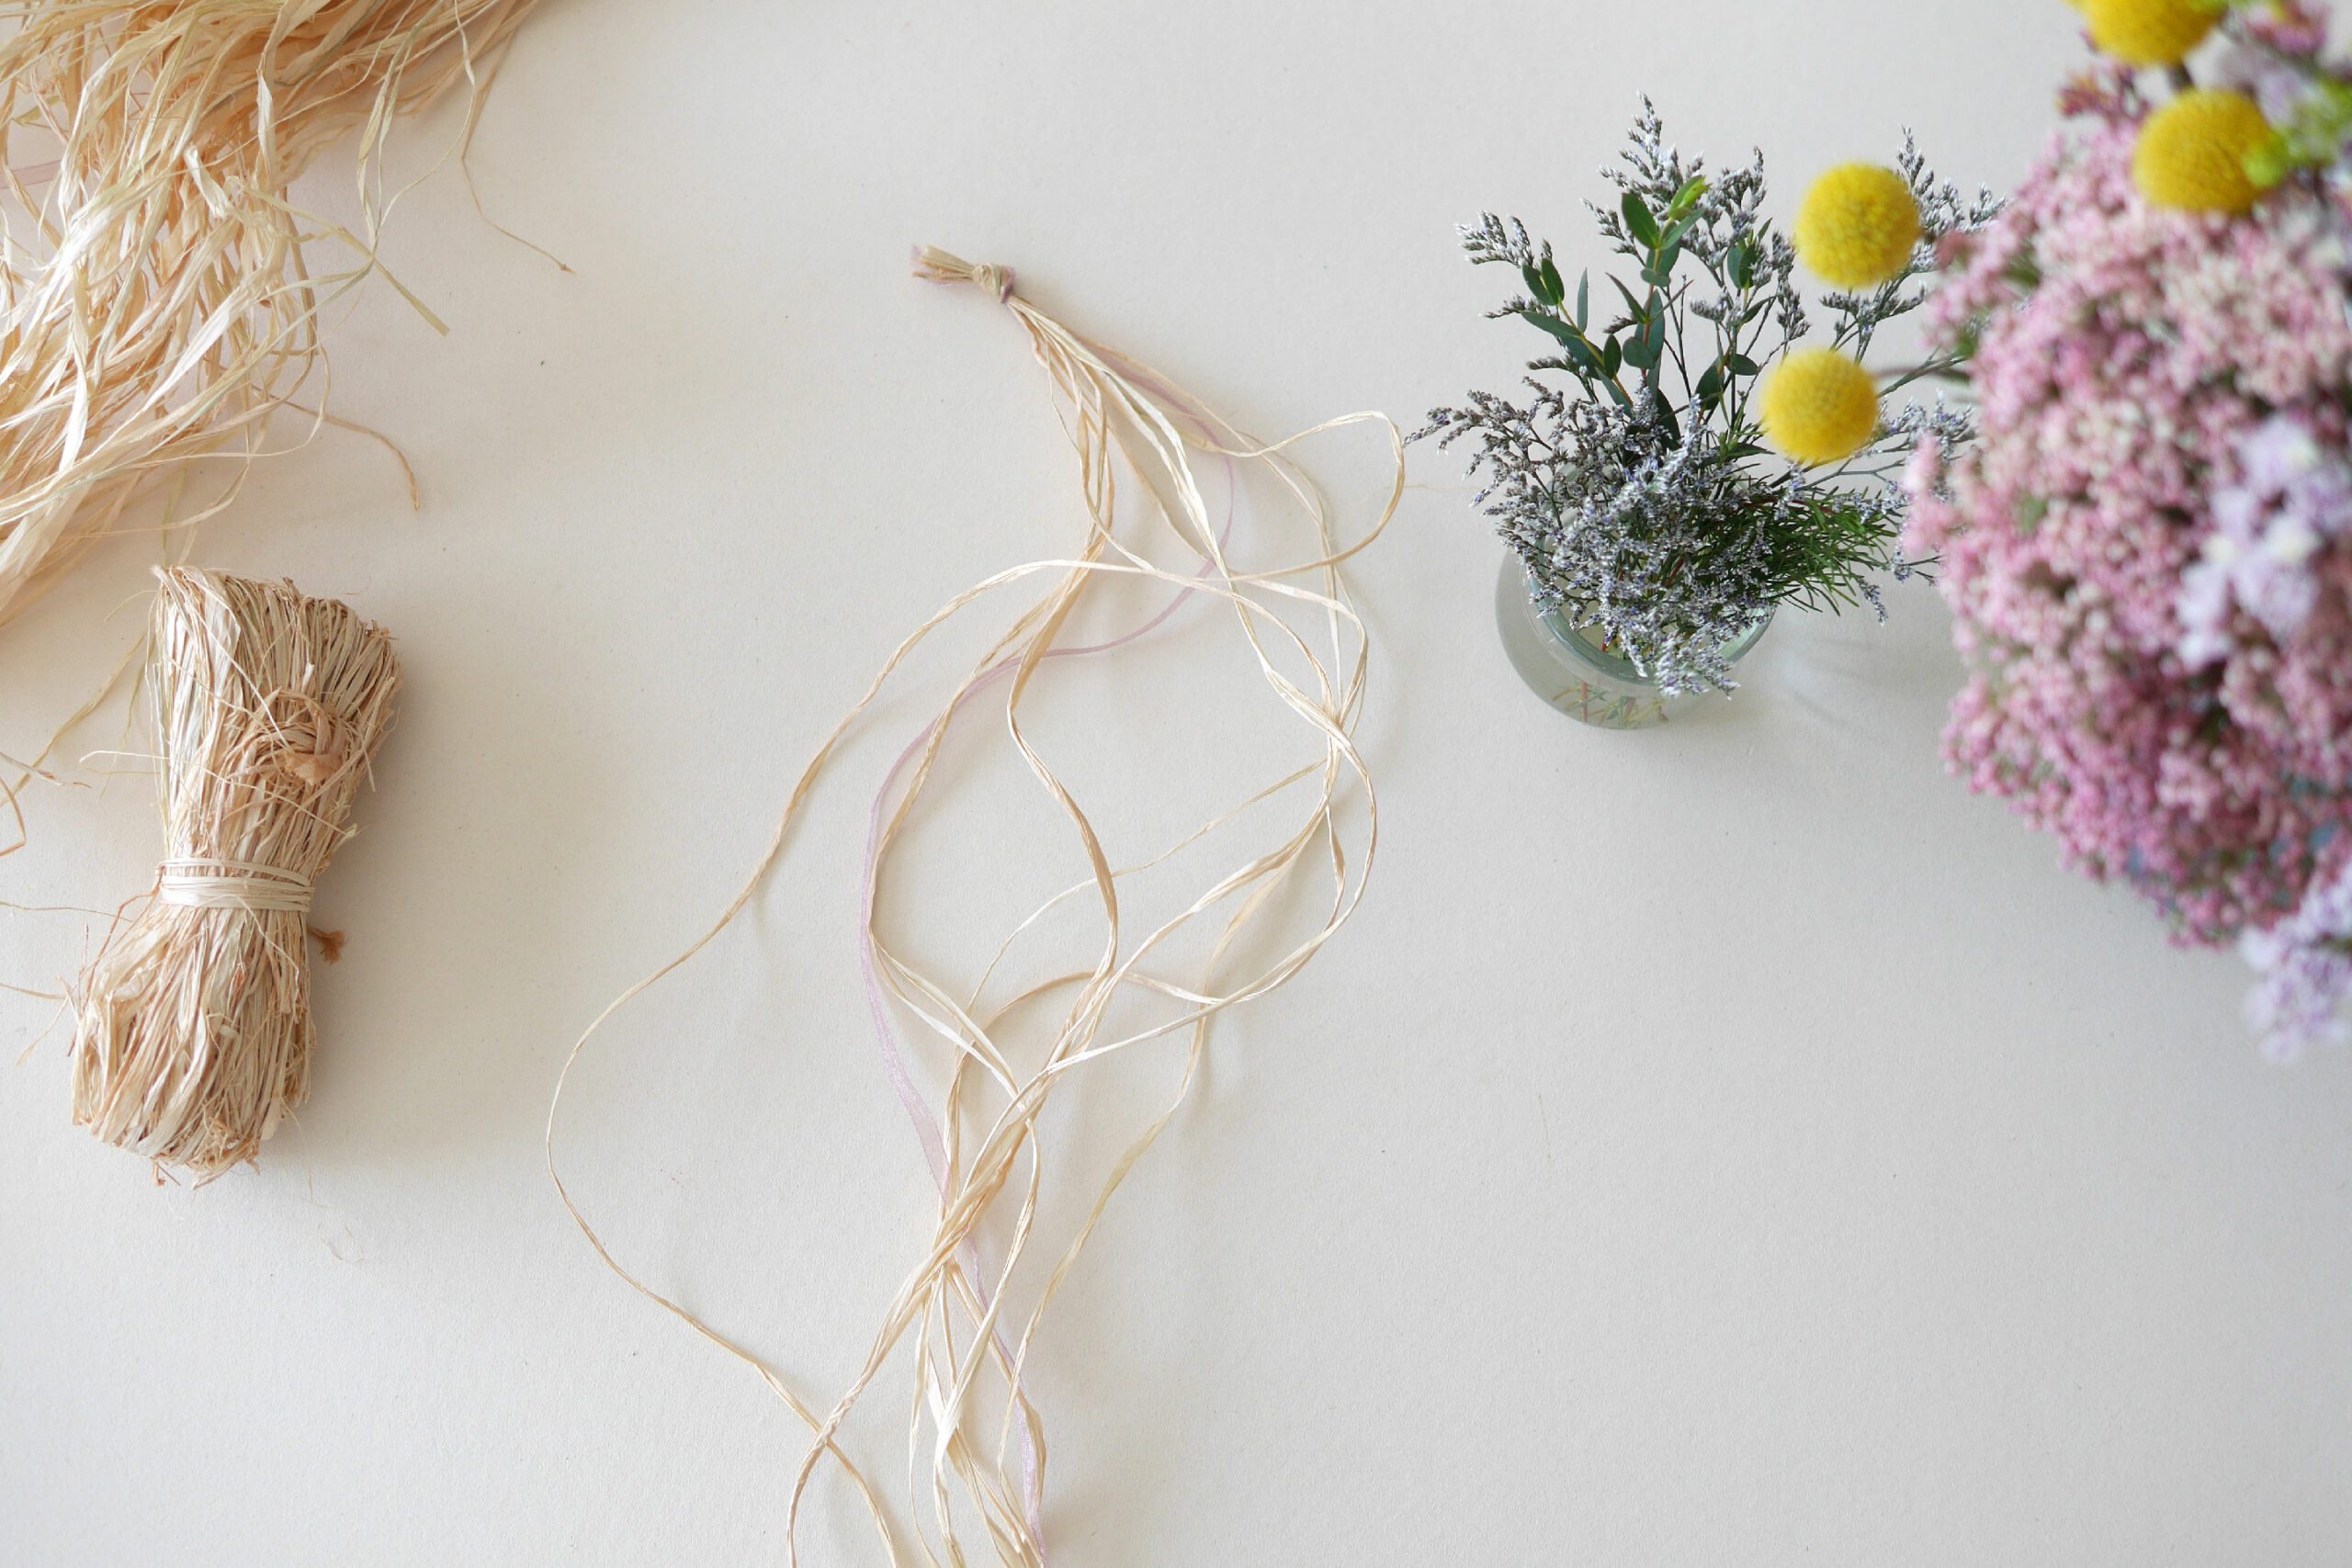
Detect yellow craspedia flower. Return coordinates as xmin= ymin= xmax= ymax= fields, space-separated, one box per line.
xmin=1792 ymin=164 xmax=1922 ymax=289
xmin=1758 ymin=349 xmax=1880 ymax=468
xmin=2081 ymin=0 xmax=2220 ymax=67
xmin=2133 ymin=89 xmax=2279 ymax=213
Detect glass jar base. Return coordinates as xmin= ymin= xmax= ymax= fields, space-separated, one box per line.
xmin=1493 ymin=558 xmax=1765 ymax=729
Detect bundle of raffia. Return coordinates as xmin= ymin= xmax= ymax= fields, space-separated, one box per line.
xmin=70 ymin=568 xmax=399 ymax=1178
xmin=0 ymin=0 xmax=546 ymax=630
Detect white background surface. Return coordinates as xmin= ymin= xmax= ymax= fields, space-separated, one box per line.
xmin=6 ymin=2 xmax=2352 ymax=1562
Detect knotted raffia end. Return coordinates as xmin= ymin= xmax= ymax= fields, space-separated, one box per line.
xmin=912 ymin=244 xmax=1017 ymax=305
xmin=69 ymin=570 xmax=400 ymax=1179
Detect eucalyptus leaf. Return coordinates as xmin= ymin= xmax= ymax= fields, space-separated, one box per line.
xmin=1516 ymin=309 xmax=1581 ymax=350
xmin=1621 ymin=190 xmax=1660 ymax=249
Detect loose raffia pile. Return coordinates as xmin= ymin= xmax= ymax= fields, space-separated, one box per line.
xmin=0 ymin=0 xmax=546 ymax=629
xmin=71 ymin=568 xmax=399 ymax=1178
xmin=549 ymin=250 xmax=1402 ymax=1563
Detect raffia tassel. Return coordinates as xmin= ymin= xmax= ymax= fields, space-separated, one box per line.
xmin=70 ymin=570 xmax=400 ymax=1179
xmin=554 ymin=248 xmax=1401 ymax=1564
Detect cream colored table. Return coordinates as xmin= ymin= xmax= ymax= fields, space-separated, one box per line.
xmin=6 ymin=2 xmax=2349 ymax=1562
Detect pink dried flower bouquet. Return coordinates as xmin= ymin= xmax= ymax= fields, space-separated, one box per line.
xmin=1909 ymin=37 xmax=2352 ymax=1060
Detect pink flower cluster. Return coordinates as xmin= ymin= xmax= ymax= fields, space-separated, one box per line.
xmin=1908 ymin=93 xmax=2352 ymax=1055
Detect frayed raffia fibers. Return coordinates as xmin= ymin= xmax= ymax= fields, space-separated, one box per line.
xmin=548 ymin=250 xmax=1403 ymax=1564
xmin=0 ymin=0 xmax=545 ymax=630
xmin=70 ymin=567 xmax=398 ymax=1178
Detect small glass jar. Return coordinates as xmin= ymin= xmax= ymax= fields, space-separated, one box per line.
xmin=1494 ymin=558 xmax=1771 ymax=728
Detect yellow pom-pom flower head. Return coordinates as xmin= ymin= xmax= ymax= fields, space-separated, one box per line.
xmin=2134 ymin=89 xmax=2281 ymax=213
xmin=1758 ymin=348 xmax=1880 ymax=468
xmin=2082 ymin=0 xmax=2221 ymax=67
xmin=1793 ymin=164 xmax=1922 ymax=289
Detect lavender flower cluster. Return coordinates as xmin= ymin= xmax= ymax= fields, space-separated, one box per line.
xmin=2245 ymin=856 xmax=2352 ymax=1060
xmin=2179 ymin=413 xmax=2352 ymax=669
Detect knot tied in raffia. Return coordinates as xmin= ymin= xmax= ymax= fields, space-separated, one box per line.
xmin=912 ymin=245 xmax=1017 ymax=304
xmin=69 ymin=569 xmax=400 ymax=1179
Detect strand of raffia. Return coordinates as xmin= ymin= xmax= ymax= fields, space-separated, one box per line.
xmin=0 ymin=0 xmax=547 ymax=631
xmin=69 ymin=568 xmax=400 ymax=1179
xmin=842 ymin=386 xmax=1250 ymax=1551
xmin=548 ymin=248 xmax=1401 ymax=1563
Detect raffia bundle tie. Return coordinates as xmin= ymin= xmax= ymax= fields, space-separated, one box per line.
xmin=156 ymin=859 xmax=318 ymax=915
xmin=551 ymin=249 xmax=1403 ymax=1563
xmin=71 ymin=569 xmax=400 ymax=1179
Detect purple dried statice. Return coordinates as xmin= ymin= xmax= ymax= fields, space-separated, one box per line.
xmin=2178 ymin=413 xmax=2352 ymax=667
xmin=2245 ymin=856 xmax=2352 ymax=1061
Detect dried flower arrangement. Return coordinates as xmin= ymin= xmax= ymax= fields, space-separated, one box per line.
xmin=1905 ymin=0 xmax=2352 ymax=1058
xmin=1424 ymin=101 xmax=1997 ymax=694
